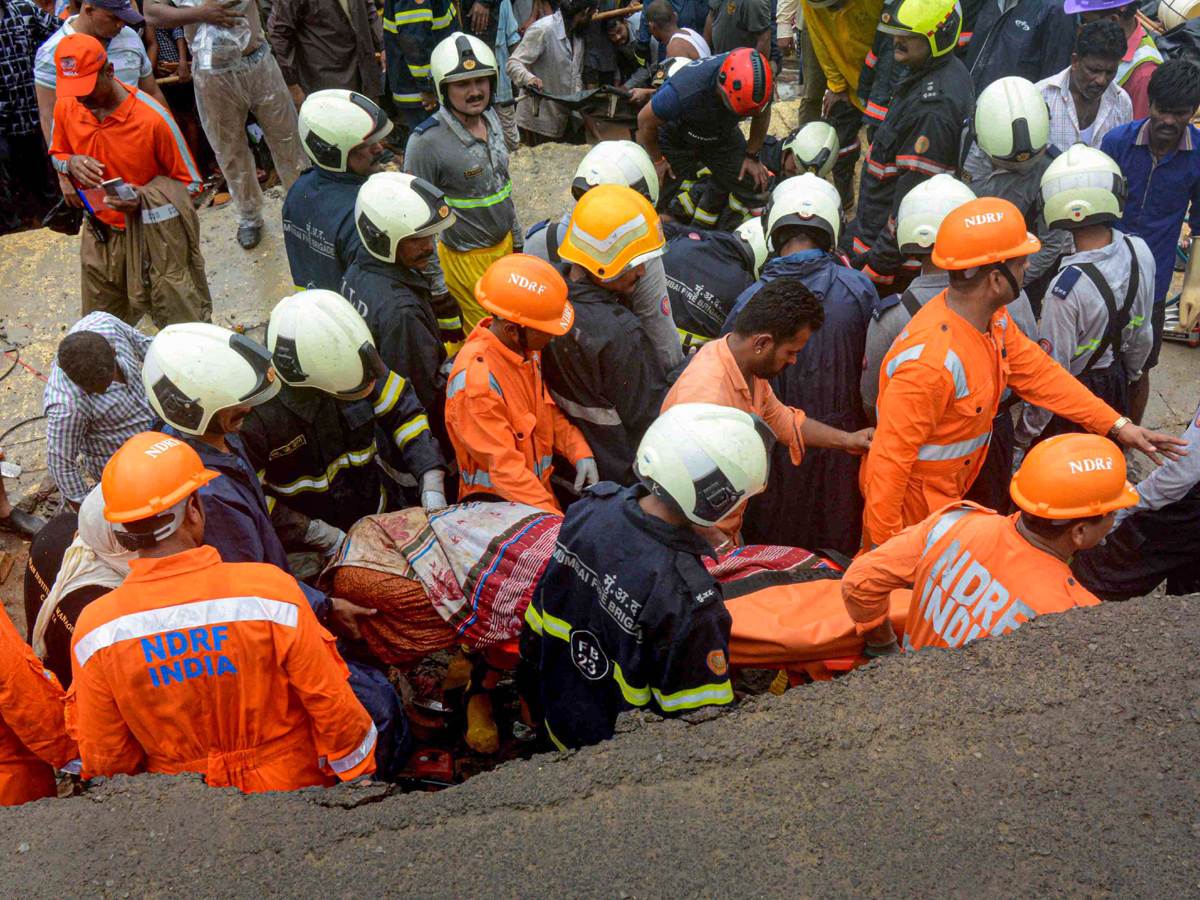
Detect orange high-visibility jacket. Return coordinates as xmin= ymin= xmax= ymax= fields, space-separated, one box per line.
xmin=0 ymin=604 xmax=78 ymax=806
xmin=861 ymin=292 xmax=1119 ymax=548
xmin=66 ymin=546 xmax=376 ymax=792
xmin=662 ymin=336 xmax=806 ymax=542
xmin=445 ymin=320 xmax=592 ymax=513
xmin=843 ymin=502 xmax=1100 ymax=651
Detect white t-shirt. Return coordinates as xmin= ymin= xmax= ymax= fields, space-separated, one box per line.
xmin=35 ymin=18 xmax=153 ymax=90
xmin=1079 ymin=122 xmax=1096 ymax=145
xmin=670 ymin=27 xmax=712 ymax=59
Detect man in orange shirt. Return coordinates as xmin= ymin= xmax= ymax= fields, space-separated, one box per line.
xmin=0 ymin=604 xmax=78 ymax=806
xmin=48 ymin=33 xmax=204 ymax=324
xmin=843 ymin=434 xmax=1137 ymax=654
xmin=67 ymin=432 xmax=377 ymax=792
xmin=862 ymin=197 xmax=1185 ymax=550
xmin=445 ymin=254 xmax=598 ymax=514
xmin=662 ymin=277 xmax=873 ymax=543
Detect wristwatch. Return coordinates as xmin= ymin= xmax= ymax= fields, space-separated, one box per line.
xmin=745 ymin=150 xmax=761 ymax=162
xmin=1108 ymin=416 xmax=1131 ymax=438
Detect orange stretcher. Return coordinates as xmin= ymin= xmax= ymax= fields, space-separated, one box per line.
xmin=726 ymin=582 xmax=913 ymax=686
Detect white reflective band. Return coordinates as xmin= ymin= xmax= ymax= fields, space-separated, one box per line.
xmin=447 ymin=369 xmax=504 ymax=400
xmin=917 ymin=430 xmax=991 ymax=462
xmin=943 ymin=348 xmax=970 ymax=399
xmin=141 ymin=204 xmax=180 ymax=225
xmin=922 ymin=506 xmax=977 ymax=555
xmin=394 ymin=415 xmax=430 ymax=448
xmin=327 ymin=722 xmax=378 ymax=775
xmin=652 ymin=680 xmax=734 ymax=711
xmin=373 ymin=372 xmax=405 ymax=416
xmin=61 ymin=758 xmax=82 ymax=775
xmin=74 ymin=596 xmax=300 ymax=668
xmin=269 ymin=446 xmax=376 ymax=495
xmin=533 ymin=454 xmax=553 ymax=477
xmin=462 ymin=469 xmax=493 ymax=487
xmin=549 ymin=389 xmax=622 ymax=426
xmin=692 ymin=207 xmax=719 ymax=225
xmin=885 ymin=343 xmax=926 ymax=378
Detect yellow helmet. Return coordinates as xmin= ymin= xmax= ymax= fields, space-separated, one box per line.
xmin=879 ymin=0 xmax=963 ymax=58
xmin=558 ymin=183 xmax=666 ymax=281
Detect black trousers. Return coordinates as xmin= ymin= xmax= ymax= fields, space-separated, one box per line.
xmin=1037 ymin=362 xmax=1129 ymax=445
xmin=0 ymin=131 xmax=58 ymax=232
xmin=964 ymin=409 xmax=1015 ymax=514
xmin=826 ymin=99 xmax=862 ymax=209
xmin=660 ymin=123 xmax=766 ymax=227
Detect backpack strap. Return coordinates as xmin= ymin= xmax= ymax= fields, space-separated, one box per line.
xmin=545 ymin=220 xmax=562 ymax=265
xmin=899 ymin=289 xmax=922 ymax=318
xmin=1072 ymin=236 xmax=1140 ymax=376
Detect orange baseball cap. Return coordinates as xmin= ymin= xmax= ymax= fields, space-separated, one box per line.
xmin=55 ymin=33 xmax=108 ymax=98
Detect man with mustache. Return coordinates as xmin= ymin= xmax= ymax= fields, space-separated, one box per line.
xmin=282 ymin=90 xmax=393 ymax=293
xmin=1101 ymin=60 xmax=1200 ymax=425
xmin=405 ymin=33 xmax=524 ymax=333
xmin=1035 ymin=18 xmax=1130 ymax=153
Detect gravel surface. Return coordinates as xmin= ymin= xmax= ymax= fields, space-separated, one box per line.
xmin=3 ymin=592 xmax=1197 ymax=898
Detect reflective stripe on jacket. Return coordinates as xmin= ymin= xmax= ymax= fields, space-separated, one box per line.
xmin=66 ymin=546 xmax=375 ymax=792
xmin=843 ymin=503 xmax=1100 ymax=651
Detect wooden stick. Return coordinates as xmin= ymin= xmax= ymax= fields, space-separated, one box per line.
xmin=155 ymin=75 xmax=183 ymax=85
xmin=593 ymin=3 xmax=641 ymax=21
xmin=1138 ymin=10 xmax=1165 ymax=34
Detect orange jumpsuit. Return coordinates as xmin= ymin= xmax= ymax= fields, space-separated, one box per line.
xmin=66 ymin=546 xmax=376 ymax=792
xmin=445 ymin=319 xmax=593 ymax=514
xmin=861 ymin=292 xmax=1120 ymax=548
xmin=843 ymin=502 xmax=1100 ymax=651
xmin=0 ymin=605 xmax=77 ymax=806
xmin=661 ymin=336 xmax=805 ymax=542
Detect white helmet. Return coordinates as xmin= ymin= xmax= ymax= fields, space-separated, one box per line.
xmin=572 ymin=140 xmax=660 ymax=205
xmin=298 ymin=90 xmax=393 ymax=173
xmin=783 ymin=122 xmax=840 ymax=178
xmin=651 ymin=56 xmax=692 ymax=88
xmin=974 ymin=76 xmax=1049 ymax=167
xmin=635 ymin=403 xmax=772 ymax=527
xmin=734 ymin=216 xmax=768 ymax=279
xmin=764 ymin=173 xmax=844 ymax=251
xmin=355 ymin=172 xmax=456 ymax=264
xmin=1040 ymin=143 xmax=1127 ymax=230
xmin=267 ymin=290 xmax=382 ymax=397
xmin=431 ymin=32 xmax=498 ymax=111
xmin=896 ymin=173 xmax=977 ymax=255
xmin=143 ymin=323 xmax=280 ymax=436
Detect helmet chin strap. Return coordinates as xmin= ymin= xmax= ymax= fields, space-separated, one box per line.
xmin=995 ymin=261 xmax=1022 ymax=304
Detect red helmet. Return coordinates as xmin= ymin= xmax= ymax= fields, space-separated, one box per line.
xmin=718 ymin=49 xmax=773 ymax=116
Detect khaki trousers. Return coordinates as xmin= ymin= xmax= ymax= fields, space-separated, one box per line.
xmin=798 ymin=24 xmax=827 ymax=128
xmin=80 ymin=224 xmax=137 ymax=325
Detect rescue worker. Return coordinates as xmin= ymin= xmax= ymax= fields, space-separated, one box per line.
xmin=771 ymin=120 xmax=840 ymax=183
xmin=842 ymin=433 xmax=1136 ymax=654
xmin=960 ymin=76 xmax=1070 ymax=305
xmin=142 ymin=324 xmax=413 ymax=780
xmin=522 ymin=402 xmax=769 ymax=749
xmin=547 ymin=184 xmax=673 ymax=485
xmin=525 ymin=140 xmax=684 ymax=371
xmin=341 ymin=171 xmax=460 ymax=450
xmin=1016 ymin=145 xmax=1154 ymax=448
xmin=446 ymin=255 xmax=597 ymax=513
xmin=68 ymin=432 xmax=379 ymax=792
xmin=241 ymin=291 xmax=449 ymax=534
xmin=710 ymin=174 xmax=876 ymax=553
xmin=1073 ymin=392 xmax=1200 ymax=601
xmin=0 ymin=603 xmax=77 ymax=806
xmin=282 ymin=91 xmax=394 ymax=293
xmin=406 ymin=33 xmax=524 ymax=333
xmin=798 ymin=0 xmax=882 ymax=208
xmin=662 ymin=217 xmax=766 ymax=352
xmin=861 ymin=196 xmax=1186 ymax=550
xmin=637 ymin=48 xmax=774 ymax=227
xmin=383 ymin=0 xmax=456 ymax=132
xmin=860 ymin=175 xmax=1041 ymax=513
xmin=848 ymin=0 xmax=974 ymax=290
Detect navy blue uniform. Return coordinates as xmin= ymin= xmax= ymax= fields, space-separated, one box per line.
xmin=964 ymin=0 xmax=1075 ymax=93
xmin=522 ymin=483 xmax=733 ymax=749
xmin=661 ymin=222 xmax=755 ymax=350
xmin=721 ymin=250 xmax=874 ymax=555
xmin=382 ymin=0 xmax=456 ymax=129
xmin=281 ymin=167 xmax=366 ymax=293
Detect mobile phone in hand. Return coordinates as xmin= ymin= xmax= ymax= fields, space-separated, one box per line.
xmin=101 ymin=178 xmax=137 ymax=201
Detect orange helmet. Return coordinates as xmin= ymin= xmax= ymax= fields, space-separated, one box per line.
xmin=1010 ymin=433 xmax=1139 ymax=519
xmin=718 ymin=49 xmax=773 ymax=116
xmin=475 ymin=254 xmax=574 ymax=335
xmin=559 ymin=183 xmax=666 ymax=281
xmin=102 ymin=432 xmax=220 ymax=547
xmin=931 ymin=196 xmax=1041 ymax=271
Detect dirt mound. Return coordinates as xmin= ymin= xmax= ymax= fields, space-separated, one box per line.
xmin=3 ymin=592 xmax=1197 ymax=899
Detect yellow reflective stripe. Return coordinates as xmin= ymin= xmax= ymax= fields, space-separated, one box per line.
xmin=265 ymin=493 xmax=276 ymax=514
xmin=445 ymin=180 xmax=513 ymax=209
xmin=394 ymin=414 xmax=430 ymax=448
xmin=373 ymin=372 xmax=405 ymax=416
xmin=524 ymin=602 xmax=544 ymax=635
xmin=613 ymin=662 xmax=651 ymax=706
xmin=386 ymin=8 xmax=433 ymax=25
xmin=293 ymin=284 xmax=307 ymax=291
xmin=1129 ymin=314 xmax=1145 ymax=327
xmin=692 ymin=207 xmax=718 ymax=225
xmin=392 ymin=92 xmax=425 ymax=105
xmin=652 ymin=680 xmax=733 ymax=712
xmin=678 ymin=190 xmax=696 ymax=215
xmin=409 ymin=64 xmax=431 ymax=76
xmin=545 ymin=720 xmax=568 ymax=752
xmin=541 ymin=609 xmax=571 ymax=640
xmin=1075 ymin=337 xmax=1102 ymax=355
xmin=438 ymin=315 xmax=462 ymax=328
xmin=434 ymin=4 xmax=456 ymax=27
xmin=677 ymin=328 xmax=712 ymax=348
xmin=266 ymin=446 xmax=376 ymax=496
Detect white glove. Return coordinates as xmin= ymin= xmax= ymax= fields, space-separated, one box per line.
xmin=1179 ymin=290 xmax=1200 ymax=332
xmin=304 ymin=518 xmax=347 ymax=557
xmin=420 ymin=469 xmax=447 ymax=510
xmin=573 ymin=457 xmax=600 ymax=492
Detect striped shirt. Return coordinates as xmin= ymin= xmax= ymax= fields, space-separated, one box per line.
xmin=34 ymin=17 xmax=152 ymax=90
xmin=1037 ymin=66 xmax=1132 ymax=154
xmin=42 ymin=312 xmax=156 ymax=503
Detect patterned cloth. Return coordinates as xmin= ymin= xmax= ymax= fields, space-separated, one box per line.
xmin=1037 ymin=66 xmax=1132 ymax=153
xmin=42 ymin=312 xmax=156 ymax=503
xmin=0 ymin=0 xmax=60 ymax=136
xmin=155 ymin=28 xmax=184 ymax=65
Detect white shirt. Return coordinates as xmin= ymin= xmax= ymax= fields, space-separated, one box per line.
xmin=35 ymin=17 xmax=152 ymax=90
xmin=1036 ymin=66 xmax=1133 ymax=153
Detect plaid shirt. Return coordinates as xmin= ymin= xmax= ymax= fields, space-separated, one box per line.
xmin=1037 ymin=66 xmax=1133 ymax=154
xmin=42 ymin=312 xmax=156 ymax=503
xmin=0 ymin=0 xmax=59 ymax=136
